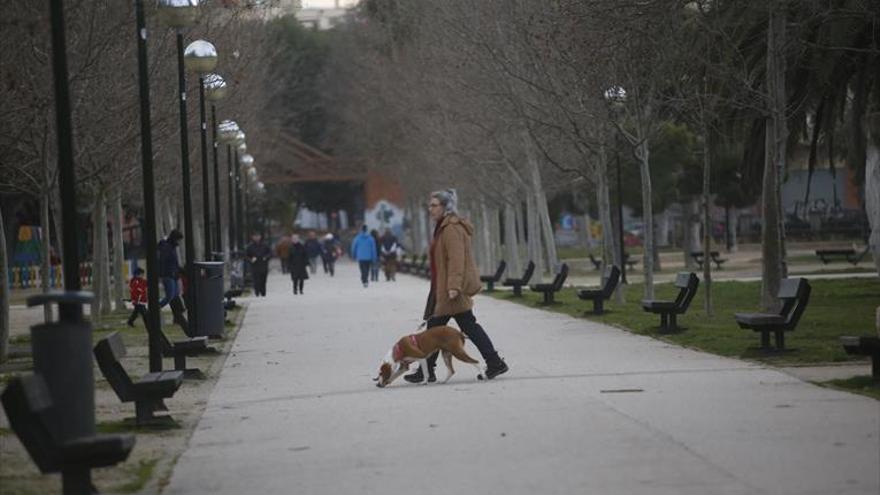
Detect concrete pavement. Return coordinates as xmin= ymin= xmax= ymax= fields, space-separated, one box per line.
xmin=164 ymin=261 xmax=878 ymax=495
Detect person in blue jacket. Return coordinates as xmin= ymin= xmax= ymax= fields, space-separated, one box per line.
xmin=350 ymin=225 xmax=378 ymax=287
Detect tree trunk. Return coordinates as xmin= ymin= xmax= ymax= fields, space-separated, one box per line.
xmin=504 ymin=203 xmax=521 ymax=277
xmin=702 ymin=136 xmax=714 ymax=317
xmin=761 ymin=2 xmax=788 ymax=310
xmin=40 ymin=188 xmax=53 ymax=323
xmin=91 ymin=199 xmax=103 ymax=324
xmin=490 ymin=205 xmax=502 ymax=269
xmin=727 ymin=206 xmax=739 ymax=252
xmin=98 ymin=191 xmax=112 ymax=316
xmin=656 ymin=210 xmax=670 ymax=247
xmin=0 ymin=204 xmax=9 ymax=363
xmin=516 ymin=199 xmax=527 ymax=270
xmin=864 ymin=114 xmax=880 ymax=276
xmin=523 ymin=132 xmax=559 ymax=273
xmin=112 ymin=190 xmax=126 ymax=311
xmin=480 ymin=199 xmax=493 ymax=273
xmin=526 ymin=193 xmax=543 ymax=281
xmin=635 ymin=137 xmax=655 ymax=299
xmin=596 ymin=151 xmax=624 ymax=303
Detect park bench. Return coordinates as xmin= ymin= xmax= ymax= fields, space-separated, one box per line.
xmin=480 ymin=260 xmax=507 ymax=292
xmin=577 ymin=265 xmax=621 ymax=315
xmin=734 ymin=277 xmax=811 ymax=351
xmin=641 ymin=272 xmax=700 ymax=332
xmin=839 ymin=336 xmax=880 ymax=380
xmin=94 ymin=332 xmax=184 ymax=426
xmin=414 ymin=254 xmax=430 ymax=278
xmin=690 ymin=250 xmax=728 ymax=269
xmin=157 ymin=326 xmax=216 ymax=379
xmin=588 ymin=253 xmax=602 ymax=270
xmin=623 ymin=253 xmax=638 ymax=271
xmin=815 ymin=247 xmax=869 ymax=266
xmin=501 ymin=260 xmax=536 ymax=297
xmin=530 ymin=263 xmax=569 ymax=305
xmin=1 ymin=374 xmax=135 ymax=494
xmin=398 ymin=254 xmax=414 ymax=274
xmin=224 ymin=288 xmax=242 ymax=310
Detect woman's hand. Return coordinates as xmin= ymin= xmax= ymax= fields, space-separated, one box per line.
xmin=448 ymin=289 xmax=459 ymax=299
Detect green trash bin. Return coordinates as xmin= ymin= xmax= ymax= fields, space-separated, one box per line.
xmin=195 ymin=261 xmax=225 ymax=338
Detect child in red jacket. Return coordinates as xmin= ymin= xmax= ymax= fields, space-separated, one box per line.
xmin=127 ymin=267 xmax=148 ymax=327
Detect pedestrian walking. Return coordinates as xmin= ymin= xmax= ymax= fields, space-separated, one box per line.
xmin=380 ymin=229 xmax=400 ymax=281
xmin=157 ymin=229 xmax=187 ymax=329
xmin=405 ymin=189 xmax=508 ymax=383
xmin=126 ymin=267 xmax=148 ymax=327
xmin=246 ymin=232 xmax=272 ymax=297
xmin=351 ymin=225 xmax=378 ymax=287
xmin=158 ymin=229 xmax=182 ymax=306
xmin=275 ymin=234 xmax=292 ymax=274
xmin=304 ymin=231 xmax=323 ymax=275
xmin=369 ymin=229 xmax=381 ymax=282
xmin=321 ymin=233 xmax=339 ymax=276
xmin=287 ymin=234 xmax=309 ymax=294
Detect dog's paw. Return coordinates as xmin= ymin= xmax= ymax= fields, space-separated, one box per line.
xmin=477 ymin=374 xmax=485 ymax=381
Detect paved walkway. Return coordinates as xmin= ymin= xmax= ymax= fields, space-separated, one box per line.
xmin=164 ymin=261 xmax=878 ymax=495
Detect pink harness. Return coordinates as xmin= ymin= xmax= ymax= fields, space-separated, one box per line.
xmin=392 ymin=335 xmax=422 ymax=362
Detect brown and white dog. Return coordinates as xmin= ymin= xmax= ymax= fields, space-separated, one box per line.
xmin=374 ymin=325 xmax=484 ymax=387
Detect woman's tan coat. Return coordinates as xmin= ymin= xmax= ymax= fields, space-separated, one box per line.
xmin=430 ymin=214 xmax=482 ymax=317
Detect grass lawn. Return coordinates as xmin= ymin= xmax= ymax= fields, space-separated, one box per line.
xmin=488 ymin=277 xmax=879 ymax=365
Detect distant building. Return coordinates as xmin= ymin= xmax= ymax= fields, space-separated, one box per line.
xmin=295 ymin=3 xmax=351 ymax=30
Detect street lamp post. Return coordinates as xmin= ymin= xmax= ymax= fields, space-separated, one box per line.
xmin=205 ymin=74 xmax=228 ymax=259
xmin=235 ymin=137 xmax=248 ymax=251
xmin=217 ymin=120 xmax=241 ymax=256
xmin=184 ymin=40 xmax=218 ymax=260
xmin=605 ymin=86 xmax=628 ymax=284
xmin=158 ymin=0 xmax=199 ymax=336
xmin=239 ymin=153 xmax=255 ymax=250
xmin=134 ymin=0 xmax=164 ymax=372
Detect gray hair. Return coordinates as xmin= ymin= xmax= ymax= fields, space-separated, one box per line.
xmin=431 ymin=189 xmax=458 ymax=215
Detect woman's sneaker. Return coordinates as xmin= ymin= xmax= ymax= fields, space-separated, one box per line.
xmin=485 ymin=358 xmax=508 ymax=379
xmin=403 ymin=367 xmax=436 ymax=383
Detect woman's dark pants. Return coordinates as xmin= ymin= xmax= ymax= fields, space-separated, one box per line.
xmin=424 ymin=310 xmax=499 ymax=367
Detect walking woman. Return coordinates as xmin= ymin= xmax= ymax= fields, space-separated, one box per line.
xmin=287 ymin=234 xmax=309 ymax=294
xmin=405 ymin=189 xmax=508 ymax=382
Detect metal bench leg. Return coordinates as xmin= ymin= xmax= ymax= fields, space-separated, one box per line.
xmin=669 ymin=314 xmax=678 ymax=331
xmin=593 ymin=299 xmax=603 ymax=315
xmin=174 ymin=353 xmax=187 ymax=371
xmin=760 ymin=331 xmax=771 ymax=350
xmin=775 ymin=331 xmax=785 ymax=350
xmin=61 ymin=467 xmax=92 ymax=495
xmin=487 ymin=281 xmax=494 ymax=292
xmin=543 ymin=292 xmax=552 ymax=304
xmin=513 ymin=286 xmax=522 ymax=297
xmin=135 ymin=400 xmax=155 ymax=424
xmin=660 ymin=313 xmax=668 ymax=331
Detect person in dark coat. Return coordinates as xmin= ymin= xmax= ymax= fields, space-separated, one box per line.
xmin=245 ymin=233 xmax=272 ymax=297
xmin=157 ymin=229 xmax=183 ymax=307
xmin=287 ymin=234 xmax=309 ymax=294
xmin=157 ymin=229 xmax=187 ymax=329
xmin=304 ymin=230 xmax=323 ymax=275
xmin=321 ymin=233 xmax=339 ymax=276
